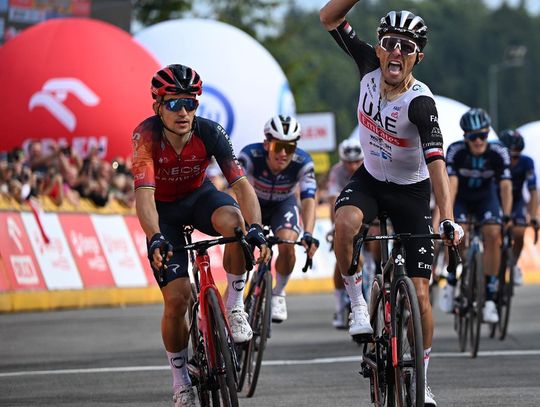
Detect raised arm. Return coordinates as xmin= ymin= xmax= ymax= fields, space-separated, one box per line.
xmin=320 ymin=0 xmax=359 ymax=30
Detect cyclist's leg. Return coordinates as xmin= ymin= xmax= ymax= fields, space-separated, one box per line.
xmin=268 ymin=196 xmax=301 ymax=322
xmin=191 ymin=181 xmax=252 ymax=343
xmin=334 ymin=166 xmax=378 ymax=337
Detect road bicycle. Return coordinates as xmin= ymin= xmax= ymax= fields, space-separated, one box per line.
xmin=452 ymin=220 xmax=489 ymax=358
xmin=165 ymin=226 xmax=254 ymax=407
xmin=236 ymin=228 xmax=312 ymax=397
xmin=359 ymin=213 xmax=459 ymax=406
xmin=490 ymin=223 xmax=538 ymax=340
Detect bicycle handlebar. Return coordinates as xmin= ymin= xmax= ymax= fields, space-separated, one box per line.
xmin=265 ymin=235 xmax=313 ymax=273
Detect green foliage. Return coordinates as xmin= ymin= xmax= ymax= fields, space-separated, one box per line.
xmin=132 ymin=0 xmax=191 ymax=26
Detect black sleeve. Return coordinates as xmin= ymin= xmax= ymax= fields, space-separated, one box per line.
xmin=329 ymin=20 xmax=380 ymax=78
xmin=408 ymin=96 xmax=445 ymax=164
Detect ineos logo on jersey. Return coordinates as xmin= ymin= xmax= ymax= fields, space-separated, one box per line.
xmin=197 ymin=85 xmax=235 ymax=136
xmin=157 ymin=166 xmax=201 ymax=176
xmin=29 ymin=78 xmax=100 ymax=132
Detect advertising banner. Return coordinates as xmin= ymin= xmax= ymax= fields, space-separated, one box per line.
xmin=123 ymin=215 xmax=156 ymax=286
xmin=20 ymin=212 xmax=83 ymax=289
xmin=59 ymin=213 xmax=115 ymax=288
xmin=91 ymin=214 xmax=148 ymax=287
xmin=297 ymin=112 xmax=336 ymax=152
xmin=0 ymin=212 xmax=45 ymax=290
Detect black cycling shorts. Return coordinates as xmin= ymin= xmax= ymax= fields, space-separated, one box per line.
xmin=335 ymin=165 xmax=434 ymax=279
xmin=151 ymin=179 xmax=240 ymax=287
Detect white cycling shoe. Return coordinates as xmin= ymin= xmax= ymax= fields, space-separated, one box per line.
xmin=349 ymin=305 xmax=373 ymax=340
xmin=513 ymin=265 xmax=523 ymax=286
xmin=271 ymin=295 xmax=288 ymax=323
xmin=482 ymin=300 xmax=499 ymax=324
xmin=227 ymin=307 xmax=253 ymax=343
xmin=173 ymin=384 xmax=196 ymax=407
xmin=425 ymin=385 xmax=437 ymax=406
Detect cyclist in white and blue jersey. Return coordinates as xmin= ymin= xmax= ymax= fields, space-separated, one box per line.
xmin=238 ymin=115 xmax=319 ymax=323
xmin=442 ymin=108 xmax=513 ymax=324
xmin=498 ymin=129 xmax=538 ymax=286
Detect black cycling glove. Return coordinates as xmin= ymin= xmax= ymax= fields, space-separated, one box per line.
xmin=147 ymin=233 xmax=173 ymax=269
xmin=246 ymin=224 xmax=266 ymax=248
xmin=301 ymin=232 xmax=320 ymax=249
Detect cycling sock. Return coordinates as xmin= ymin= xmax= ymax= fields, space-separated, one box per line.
xmin=424 ymin=347 xmax=431 ymax=381
xmin=485 ymin=275 xmax=498 ymax=301
xmin=341 ymin=272 xmax=366 ymax=309
xmin=225 ymin=272 xmax=246 ymax=309
xmin=334 ymin=288 xmax=347 ymax=312
xmin=167 ymin=348 xmax=191 ymax=391
xmin=273 ymin=272 xmax=290 ymax=296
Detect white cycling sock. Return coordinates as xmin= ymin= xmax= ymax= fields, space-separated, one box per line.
xmin=225 ymin=272 xmax=246 ymax=309
xmin=273 ymin=272 xmax=290 ymax=296
xmin=424 ymin=347 xmax=431 ymax=382
xmin=167 ymin=348 xmax=191 ymax=391
xmin=342 ymin=272 xmax=366 ymax=310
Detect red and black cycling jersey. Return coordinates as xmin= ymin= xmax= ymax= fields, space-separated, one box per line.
xmin=132 ymin=115 xmax=245 ymax=202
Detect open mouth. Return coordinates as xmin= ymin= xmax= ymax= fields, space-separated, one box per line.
xmin=388 ymin=61 xmax=402 ymax=75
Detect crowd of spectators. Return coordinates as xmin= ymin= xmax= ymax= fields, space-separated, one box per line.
xmin=0 ymin=141 xmax=135 ymax=209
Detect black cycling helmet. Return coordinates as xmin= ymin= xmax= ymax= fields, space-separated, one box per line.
xmin=499 ymin=129 xmax=525 ymax=152
xmin=377 ymin=10 xmax=428 ymax=51
xmin=460 ymin=108 xmax=491 ymax=133
xmin=151 ymin=64 xmax=202 ymax=100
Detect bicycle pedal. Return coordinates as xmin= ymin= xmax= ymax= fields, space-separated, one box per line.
xmin=352 ymin=333 xmax=374 ymax=344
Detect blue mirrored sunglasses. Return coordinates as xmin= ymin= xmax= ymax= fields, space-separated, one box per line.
xmin=162 ymin=98 xmax=199 ymax=112
xmin=466 ymin=132 xmax=489 ymax=142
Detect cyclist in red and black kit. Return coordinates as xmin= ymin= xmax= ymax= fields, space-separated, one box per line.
xmin=320 ymin=2 xmax=463 ymax=405
xmin=132 ymin=64 xmax=270 ymax=407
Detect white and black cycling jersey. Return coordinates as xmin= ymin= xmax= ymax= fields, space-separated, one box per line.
xmin=331 ymin=21 xmax=445 ymax=185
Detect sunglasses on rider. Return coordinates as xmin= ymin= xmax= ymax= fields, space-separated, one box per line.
xmin=379 ymin=36 xmax=420 ymax=56
xmin=162 ymin=98 xmax=199 ymax=112
xmin=268 ymin=140 xmax=297 ymax=155
xmin=465 ymin=132 xmax=489 ymax=142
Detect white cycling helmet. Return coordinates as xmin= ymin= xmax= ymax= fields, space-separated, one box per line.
xmin=264 ymin=115 xmax=301 ymax=142
xmin=339 ymin=138 xmax=364 ymax=162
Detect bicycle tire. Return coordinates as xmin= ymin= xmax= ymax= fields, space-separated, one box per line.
xmin=188 ymin=286 xmax=212 ymax=407
xmin=206 ymin=289 xmax=239 ymax=407
xmin=393 ymin=277 xmax=425 ymax=407
xmin=469 ymin=249 xmax=484 ymax=358
xmin=363 ymin=275 xmax=394 ymax=407
xmin=455 ymin=266 xmax=469 ymax=353
xmin=497 ymin=246 xmax=514 ymax=340
xmin=242 ymin=269 xmax=272 ymax=397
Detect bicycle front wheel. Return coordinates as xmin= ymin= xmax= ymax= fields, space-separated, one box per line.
xmin=469 ymin=249 xmax=484 ymax=358
xmin=241 ymin=269 xmax=272 ymax=397
xmin=496 ymin=247 xmax=514 ymax=340
xmin=455 ymin=267 xmax=469 ymax=353
xmin=394 ymin=277 xmax=424 ymax=407
xmin=207 ymin=289 xmax=239 ymax=407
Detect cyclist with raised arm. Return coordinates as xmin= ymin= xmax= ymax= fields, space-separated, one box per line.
xmin=320 ymin=3 xmax=462 ymax=405
xmin=498 ymin=129 xmax=537 ymax=285
xmin=238 ymin=115 xmax=319 ymax=323
xmin=327 ymin=138 xmax=380 ymax=329
xmin=442 ymin=108 xmax=512 ymax=324
xmin=132 ymin=64 xmax=270 ymax=407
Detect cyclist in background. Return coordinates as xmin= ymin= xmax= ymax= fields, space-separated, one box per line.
xmin=442 ymin=108 xmax=512 ymax=324
xmin=238 ymin=115 xmax=319 ymax=323
xmin=132 ymin=64 xmax=270 ymax=407
xmin=327 ymin=138 xmax=380 ymax=329
xmin=320 ymin=3 xmax=462 ymax=405
xmin=498 ymin=129 xmax=538 ymax=285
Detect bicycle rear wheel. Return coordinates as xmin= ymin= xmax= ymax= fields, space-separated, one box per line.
xmin=394 ymin=277 xmax=424 ymax=407
xmin=241 ymin=269 xmax=272 ymax=397
xmin=469 ymin=250 xmax=484 ymax=358
xmin=496 ymin=247 xmax=514 ymax=340
xmin=207 ymin=289 xmax=239 ymax=407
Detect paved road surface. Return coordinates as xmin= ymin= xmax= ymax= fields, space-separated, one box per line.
xmin=1 ymin=285 xmax=540 ymax=406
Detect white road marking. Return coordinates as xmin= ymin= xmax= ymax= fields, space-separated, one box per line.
xmin=1 ymin=349 xmax=539 ymax=378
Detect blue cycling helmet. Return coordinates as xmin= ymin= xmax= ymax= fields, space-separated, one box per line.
xmin=460 ymin=108 xmax=491 ymax=133
xmin=499 ymin=129 xmax=525 ymax=152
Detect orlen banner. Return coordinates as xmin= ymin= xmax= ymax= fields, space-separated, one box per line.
xmin=0 ymin=18 xmax=160 ymax=160
xmin=135 ymin=18 xmax=296 ymax=153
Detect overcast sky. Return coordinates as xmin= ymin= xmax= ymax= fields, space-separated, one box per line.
xmin=299 ymin=0 xmax=540 ymax=14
